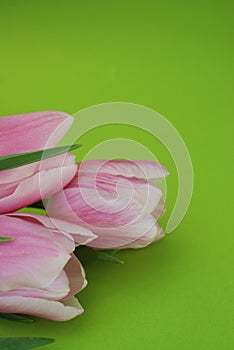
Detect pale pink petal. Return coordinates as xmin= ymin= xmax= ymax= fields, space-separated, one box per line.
xmin=76 ymin=160 xmax=168 ymax=181
xmin=47 ymin=188 xmax=158 ymax=249
xmin=0 ymin=163 xmax=77 ymax=214
xmin=70 ymin=172 xmax=163 ymax=214
xmin=0 ymin=111 xmax=73 ymax=155
xmin=0 ymin=162 xmax=37 ymax=185
xmin=0 ymin=152 xmax=75 ymax=186
xmin=8 ymin=212 xmax=96 ymax=247
xmin=7 ymin=213 xmax=76 ymax=253
xmin=63 ymin=254 xmax=87 ymax=300
xmin=151 ymin=197 xmax=166 ymax=220
xmin=1 ymin=270 xmax=70 ymax=301
xmin=36 ymin=152 xmax=76 ymax=173
xmin=0 ymin=296 xmax=83 ymax=321
xmin=121 ymin=224 xmax=164 ymax=249
xmin=0 ymin=215 xmax=71 ymax=291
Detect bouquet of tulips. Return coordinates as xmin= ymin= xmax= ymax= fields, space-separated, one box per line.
xmin=0 ymin=111 xmax=168 ymax=349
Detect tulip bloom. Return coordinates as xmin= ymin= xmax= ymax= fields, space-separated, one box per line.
xmin=47 ymin=160 xmax=168 ymax=249
xmin=0 ymin=213 xmax=95 ymax=321
xmin=0 ymin=111 xmax=77 ymax=214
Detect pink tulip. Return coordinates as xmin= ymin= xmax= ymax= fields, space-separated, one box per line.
xmin=47 ymin=160 xmax=169 ymax=249
xmin=0 ymin=111 xmax=77 ymax=214
xmin=0 ymin=213 xmax=95 ymax=321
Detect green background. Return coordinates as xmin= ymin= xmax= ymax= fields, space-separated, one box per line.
xmin=0 ymin=1 xmax=233 ymax=349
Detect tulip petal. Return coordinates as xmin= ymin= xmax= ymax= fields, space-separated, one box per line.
xmin=76 ymin=160 xmax=168 ymax=180
xmin=47 ymin=188 xmax=159 ymax=249
xmin=63 ymin=254 xmax=87 ymax=300
xmin=0 ymin=216 xmax=72 ymax=291
xmin=0 ymin=163 xmax=77 ymax=214
xmin=71 ymin=172 xmax=163 ymax=214
xmin=0 ymin=111 xmax=73 ymax=155
xmin=0 ymin=152 xmax=75 ymax=186
xmin=8 ymin=213 xmax=96 ymax=248
xmin=122 ymin=223 xmax=164 ymax=249
xmin=0 ymin=162 xmax=37 ymax=185
xmin=0 ymin=295 xmax=83 ymax=321
xmin=1 ymin=270 xmax=70 ymax=301
xmin=6 ymin=213 xmax=75 ymax=254
xmin=151 ymin=197 xmax=166 ymax=220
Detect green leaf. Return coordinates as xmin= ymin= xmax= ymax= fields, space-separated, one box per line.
xmin=0 ymin=237 xmax=13 ymax=242
xmin=103 ymin=249 xmax=120 ymax=256
xmin=75 ymin=246 xmax=124 ymax=265
xmin=0 ymin=338 xmax=54 ymax=350
xmin=0 ymin=313 xmax=33 ymax=322
xmin=95 ymin=250 xmax=124 ymax=264
xmin=0 ymin=144 xmax=81 ymax=171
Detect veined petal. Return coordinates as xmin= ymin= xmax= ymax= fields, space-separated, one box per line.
xmin=0 ymin=163 xmax=77 ymax=214
xmin=70 ymin=172 xmax=163 ymax=214
xmin=0 ymin=162 xmax=37 ymax=185
xmin=8 ymin=212 xmax=96 ymax=247
xmin=0 ymin=111 xmax=73 ymax=155
xmin=0 ymin=215 xmax=71 ymax=291
xmin=76 ymin=160 xmax=168 ymax=181
xmin=0 ymin=152 xmax=75 ymax=187
xmin=47 ymin=188 xmax=158 ymax=249
xmin=7 ymin=213 xmax=76 ymax=253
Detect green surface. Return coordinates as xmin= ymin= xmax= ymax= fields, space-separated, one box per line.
xmin=0 ymin=1 xmax=233 ymax=349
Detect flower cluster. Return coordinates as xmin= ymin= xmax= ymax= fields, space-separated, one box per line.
xmin=0 ymin=112 xmax=168 ymax=321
